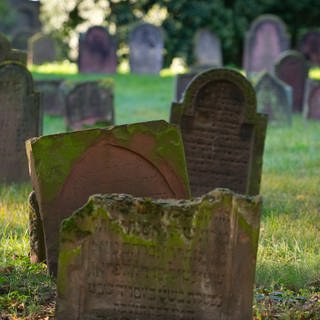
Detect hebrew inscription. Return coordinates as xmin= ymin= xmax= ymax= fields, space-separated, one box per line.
xmin=56 ymin=189 xmax=262 ymax=320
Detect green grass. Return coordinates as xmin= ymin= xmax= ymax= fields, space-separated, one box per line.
xmin=1 ymin=64 xmax=320 ymax=318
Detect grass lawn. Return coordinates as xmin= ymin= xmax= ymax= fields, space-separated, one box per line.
xmin=1 ymin=64 xmax=320 ymax=319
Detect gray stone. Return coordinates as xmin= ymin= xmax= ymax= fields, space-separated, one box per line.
xmin=194 ymin=29 xmax=222 ymax=68
xmin=174 ymin=72 xmax=197 ymax=102
xmin=275 ymin=50 xmax=308 ymax=113
xmin=255 ymin=72 xmax=292 ymax=125
xmin=243 ymin=14 xmax=289 ymax=77
xmin=0 ymin=32 xmax=26 ymax=64
xmin=0 ymin=62 xmax=41 ymax=183
xmin=170 ymin=68 xmax=268 ymax=197
xmin=56 ymin=189 xmax=262 ymax=320
xmin=35 ymin=79 xmax=65 ymax=116
xmin=28 ymin=33 xmax=57 ymax=65
xmin=26 ymin=121 xmax=191 ymax=276
xmin=129 ymin=23 xmax=163 ymax=74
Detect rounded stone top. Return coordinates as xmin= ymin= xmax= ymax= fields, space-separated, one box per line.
xmin=181 ymin=68 xmax=257 ymax=119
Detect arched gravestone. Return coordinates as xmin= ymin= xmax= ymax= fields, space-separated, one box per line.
xmin=26 ymin=121 xmax=191 ymax=276
xmin=0 ymin=32 xmax=26 ymax=64
xmin=129 ymin=23 xmax=163 ymax=74
xmin=275 ymin=50 xmax=308 ymax=113
xmin=170 ymin=68 xmax=268 ymax=197
xmin=243 ymin=15 xmax=289 ymax=77
xmin=28 ymin=33 xmax=57 ymax=65
xmin=303 ymin=80 xmax=320 ymax=120
xmin=299 ymin=31 xmax=320 ymax=66
xmin=78 ymin=26 xmax=117 ymax=74
xmin=255 ymin=72 xmax=292 ymax=126
xmin=65 ymin=80 xmax=114 ymax=130
xmin=194 ymin=29 xmax=222 ymax=68
xmin=0 ymin=63 xmax=41 ymax=183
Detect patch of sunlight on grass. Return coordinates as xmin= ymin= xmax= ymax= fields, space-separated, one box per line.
xmin=29 ymin=60 xmax=77 ymax=75
xmin=309 ymin=67 xmax=320 ymax=80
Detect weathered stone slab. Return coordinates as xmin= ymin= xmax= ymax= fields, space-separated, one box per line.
xmin=194 ymin=29 xmax=222 ymax=68
xmin=26 ymin=121 xmax=191 ymax=276
xmin=11 ymin=29 xmax=34 ymax=51
xmin=303 ymin=79 xmax=320 ymax=120
xmin=255 ymin=72 xmax=292 ymax=125
xmin=28 ymin=33 xmax=57 ymax=65
xmin=170 ymin=68 xmax=268 ymax=197
xmin=0 ymin=32 xmax=27 ymax=64
xmin=56 ymin=189 xmax=261 ymax=320
xmin=243 ymin=14 xmax=289 ymax=77
xmin=275 ymin=50 xmax=308 ymax=113
xmin=0 ymin=62 xmax=41 ymax=183
xmin=78 ymin=26 xmax=117 ymax=74
xmin=129 ymin=23 xmax=163 ymax=74
xmin=298 ymin=31 xmax=320 ymax=66
xmin=64 ymin=80 xmax=114 ymax=130
xmin=35 ymin=79 xmax=65 ymax=116
xmin=174 ymin=72 xmax=197 ymax=102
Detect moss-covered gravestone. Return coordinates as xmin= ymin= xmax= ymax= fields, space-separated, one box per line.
xmin=0 ymin=62 xmax=41 ymax=183
xmin=64 ymin=80 xmax=114 ymax=130
xmin=56 ymin=188 xmax=261 ymax=320
xmin=170 ymin=68 xmax=268 ymax=197
xmin=255 ymin=71 xmax=292 ymax=125
xmin=0 ymin=32 xmax=26 ymax=64
xmin=26 ymin=121 xmax=190 ymax=276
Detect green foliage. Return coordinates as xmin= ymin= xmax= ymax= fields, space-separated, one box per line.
xmin=40 ymin=0 xmax=320 ymax=66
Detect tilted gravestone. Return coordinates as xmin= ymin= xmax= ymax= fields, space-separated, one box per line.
xmin=243 ymin=14 xmax=289 ymax=77
xmin=64 ymin=80 xmax=114 ymax=130
xmin=298 ymin=31 xmax=320 ymax=66
xmin=170 ymin=68 xmax=268 ymax=197
xmin=0 ymin=63 xmax=41 ymax=183
xmin=255 ymin=72 xmax=292 ymax=125
xmin=28 ymin=33 xmax=57 ymax=65
xmin=174 ymin=72 xmax=197 ymax=102
xmin=78 ymin=26 xmax=117 ymax=74
xmin=194 ymin=29 xmax=222 ymax=68
xmin=303 ymin=80 xmax=320 ymax=120
xmin=56 ymin=189 xmax=262 ymax=320
xmin=275 ymin=50 xmax=308 ymax=113
xmin=0 ymin=32 xmax=27 ymax=64
xmin=26 ymin=121 xmax=191 ymax=276
xmin=129 ymin=23 xmax=164 ymax=74
xmin=35 ymin=80 xmax=65 ymax=116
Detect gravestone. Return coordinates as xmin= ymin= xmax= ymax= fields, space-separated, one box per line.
xmin=65 ymin=80 xmax=114 ymax=130
xmin=26 ymin=121 xmax=191 ymax=276
xmin=303 ymin=80 xmax=320 ymax=120
xmin=0 ymin=32 xmax=27 ymax=64
xmin=35 ymin=80 xmax=65 ymax=116
xmin=174 ymin=72 xmax=197 ymax=102
xmin=78 ymin=26 xmax=117 ymax=74
xmin=298 ymin=31 xmax=320 ymax=65
xmin=275 ymin=50 xmax=308 ymax=113
xmin=129 ymin=23 xmax=163 ymax=74
xmin=255 ymin=72 xmax=292 ymax=125
xmin=194 ymin=29 xmax=222 ymax=68
xmin=28 ymin=33 xmax=57 ymax=65
xmin=11 ymin=29 xmax=35 ymax=51
xmin=0 ymin=63 xmax=41 ymax=183
xmin=170 ymin=68 xmax=268 ymax=197
xmin=56 ymin=189 xmax=262 ymax=320
xmin=243 ymin=14 xmax=289 ymax=77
